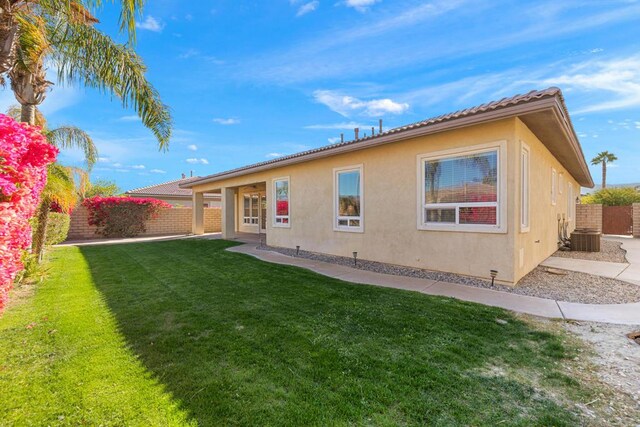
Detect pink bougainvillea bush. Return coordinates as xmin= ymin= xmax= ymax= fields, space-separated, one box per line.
xmin=0 ymin=114 xmax=58 ymax=310
xmin=83 ymin=196 xmax=172 ymax=238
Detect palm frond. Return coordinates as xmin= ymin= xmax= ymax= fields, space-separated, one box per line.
xmin=43 ymin=163 xmax=77 ymax=213
xmin=45 ymin=125 xmax=98 ymax=168
xmin=51 ymin=22 xmax=172 ymax=149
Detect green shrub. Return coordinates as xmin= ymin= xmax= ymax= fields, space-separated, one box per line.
xmin=582 ymin=187 xmax=640 ymax=206
xmin=82 ymin=197 xmax=171 ymax=238
xmin=45 ymin=212 xmax=71 ymax=245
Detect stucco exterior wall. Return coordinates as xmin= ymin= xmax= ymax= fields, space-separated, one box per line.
xmin=193 ymin=119 xmax=519 ymax=283
xmin=67 ymin=206 xmax=221 ymax=240
xmin=575 ymin=204 xmax=603 ymax=232
xmin=513 ymin=119 xmax=580 ymax=282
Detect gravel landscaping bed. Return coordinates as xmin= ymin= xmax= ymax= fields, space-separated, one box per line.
xmin=553 ymin=239 xmax=627 ymax=263
xmin=257 ymin=245 xmax=640 ymax=304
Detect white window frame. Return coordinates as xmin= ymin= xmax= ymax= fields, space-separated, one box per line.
xmin=559 ymin=172 xmax=564 ymax=195
xmin=551 ymin=168 xmax=557 ymax=205
xmin=333 ymin=164 xmax=364 ymax=233
xmin=416 ymin=140 xmax=507 ymax=233
xmin=243 ymin=194 xmax=259 ymax=225
xmin=520 ymin=142 xmax=530 ymax=233
xmin=272 ymin=176 xmax=290 ymax=228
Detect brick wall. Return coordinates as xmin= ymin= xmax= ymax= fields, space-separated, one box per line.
xmin=575 ymin=204 xmax=602 ymax=232
xmin=67 ymin=206 xmax=221 ymax=240
xmin=634 ymin=203 xmax=640 ymax=237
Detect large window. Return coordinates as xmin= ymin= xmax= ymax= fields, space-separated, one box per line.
xmin=419 ymin=143 xmax=504 ymax=232
xmin=243 ymin=194 xmax=259 ymax=225
xmin=334 ymin=165 xmax=363 ymax=232
xmin=521 ymin=143 xmax=530 ymax=232
xmin=273 ymin=177 xmax=290 ymax=227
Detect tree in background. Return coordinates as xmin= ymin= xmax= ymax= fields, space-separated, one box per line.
xmin=590 ymin=151 xmax=617 ymax=189
xmin=581 ymin=187 xmax=640 ymax=206
xmin=82 ymin=179 xmax=121 ymax=199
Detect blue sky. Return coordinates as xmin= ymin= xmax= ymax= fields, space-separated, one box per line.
xmin=2 ymin=0 xmax=640 ymax=191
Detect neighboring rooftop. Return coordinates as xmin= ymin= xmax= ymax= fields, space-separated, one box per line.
xmin=127 ymin=176 xmax=221 ymax=199
xmin=182 ymin=87 xmax=594 ymax=189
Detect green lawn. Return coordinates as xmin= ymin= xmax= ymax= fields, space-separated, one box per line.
xmin=0 ymin=239 xmax=592 ymax=426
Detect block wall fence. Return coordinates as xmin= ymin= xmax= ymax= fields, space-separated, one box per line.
xmin=575 ymin=204 xmax=602 ymax=232
xmin=67 ymin=206 xmax=221 ymax=240
xmin=634 ymin=203 xmax=640 ymax=237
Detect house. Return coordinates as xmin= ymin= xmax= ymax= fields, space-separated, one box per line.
xmin=181 ymin=88 xmax=594 ymax=285
xmin=126 ymin=175 xmax=221 ymax=207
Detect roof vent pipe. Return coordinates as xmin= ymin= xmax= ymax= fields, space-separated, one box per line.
xmin=190 ymin=170 xmax=193 ymax=177
xmin=371 ymin=126 xmax=375 ymax=136
xmin=181 ymin=173 xmax=186 ymax=179
xmin=340 ymin=133 xmax=344 ymax=143
xmin=379 ymin=119 xmax=383 ymax=134
xmin=354 ymin=127 xmax=359 ymax=140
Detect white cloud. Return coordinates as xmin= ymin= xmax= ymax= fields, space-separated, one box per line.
xmin=344 ymin=0 xmax=379 ymax=12
xmin=296 ymin=1 xmax=319 ymax=16
xmin=542 ymin=56 xmax=640 ymax=113
xmin=187 ymin=144 xmax=198 ymax=151
xmin=178 ymin=48 xmax=199 ymax=59
xmin=136 ymin=16 xmax=164 ymax=32
xmin=327 ymin=137 xmax=342 ymax=144
xmin=119 ymin=115 xmax=140 ymax=121
xmin=635 ymin=121 xmax=640 ymax=129
xmin=186 ymin=158 xmax=209 ymax=165
xmin=305 ymin=121 xmax=368 ymax=130
xmin=266 ymin=152 xmax=284 ymax=158
xmin=313 ymin=90 xmax=409 ymax=117
xmin=212 ymin=117 xmax=240 ymax=125
xmin=131 ymin=164 xmax=146 ymax=169
xmin=97 ymin=157 xmax=110 ymax=163
xmin=112 ymin=162 xmax=123 ymax=168
xmin=150 ymin=169 xmax=166 ymax=174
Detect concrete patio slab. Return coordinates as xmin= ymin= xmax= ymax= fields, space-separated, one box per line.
xmin=540 ymin=257 xmax=628 ymax=278
xmin=557 ymin=301 xmax=640 ymax=324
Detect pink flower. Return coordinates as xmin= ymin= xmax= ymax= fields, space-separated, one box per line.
xmin=0 ymin=114 xmax=57 ymax=310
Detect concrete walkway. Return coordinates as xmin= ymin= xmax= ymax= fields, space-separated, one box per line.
xmin=59 ymin=232 xmax=221 ymax=247
xmin=228 ymin=244 xmax=640 ymax=325
xmin=540 ymin=237 xmax=640 ymax=286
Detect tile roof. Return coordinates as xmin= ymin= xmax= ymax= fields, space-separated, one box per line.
xmin=183 ymin=87 xmax=584 ymax=187
xmin=126 ymin=177 xmax=220 ymax=198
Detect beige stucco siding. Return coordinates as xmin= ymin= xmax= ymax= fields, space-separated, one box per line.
xmin=193 ymin=119 xmax=519 ymax=283
xmin=513 ymin=118 xmax=579 ymax=282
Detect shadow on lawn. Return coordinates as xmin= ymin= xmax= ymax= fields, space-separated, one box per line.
xmin=80 ymin=239 xmax=582 ymax=426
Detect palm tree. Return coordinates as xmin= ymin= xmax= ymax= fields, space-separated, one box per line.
xmin=591 ymin=151 xmax=617 ymax=189
xmin=2 ymin=1 xmax=171 ymax=148
xmin=31 ymin=163 xmax=78 ymax=261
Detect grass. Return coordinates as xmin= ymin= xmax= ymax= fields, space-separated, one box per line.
xmin=0 ymin=239 xmax=592 ymax=426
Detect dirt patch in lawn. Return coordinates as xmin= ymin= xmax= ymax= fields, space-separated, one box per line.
xmin=518 ymin=315 xmax=640 ymax=426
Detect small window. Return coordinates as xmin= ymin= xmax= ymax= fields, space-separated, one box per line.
xmin=567 ymin=183 xmax=574 ymax=221
xmin=521 ymin=143 xmax=530 ymax=232
xmin=559 ymin=172 xmax=564 ymax=194
xmin=334 ymin=165 xmax=363 ymax=232
xmin=273 ymin=177 xmax=290 ymax=227
xmin=420 ymin=147 xmax=500 ymax=230
xmin=551 ymin=168 xmax=557 ymax=205
xmin=243 ymin=194 xmax=259 ymax=225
